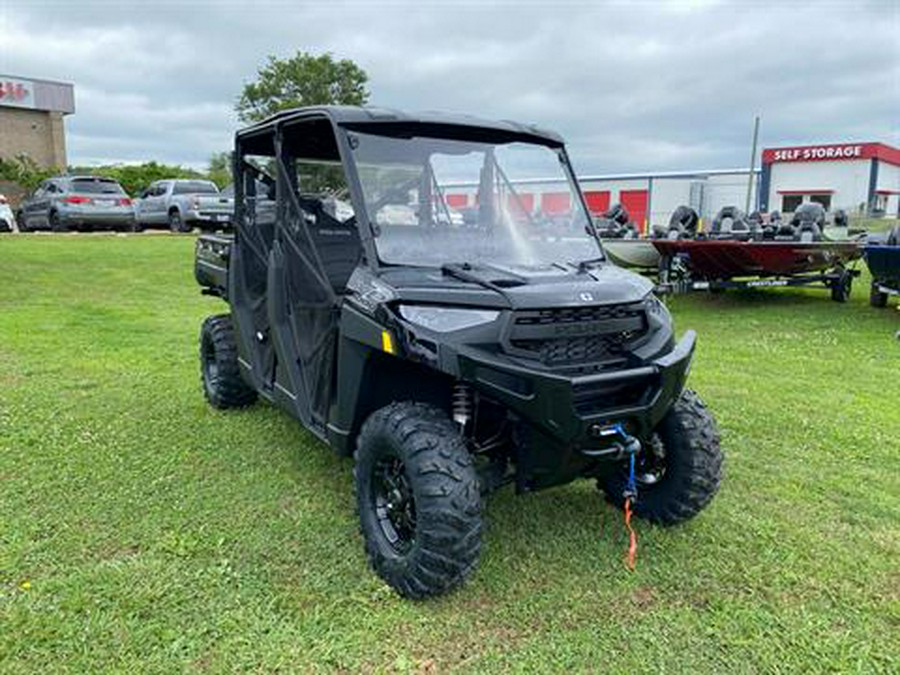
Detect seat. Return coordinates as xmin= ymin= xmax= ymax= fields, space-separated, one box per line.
xmin=791 ymin=203 xmax=825 ymax=242
xmin=711 ymin=206 xmax=755 ymax=240
xmin=668 ymin=205 xmax=700 ymax=240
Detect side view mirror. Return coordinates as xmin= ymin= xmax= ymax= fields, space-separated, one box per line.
xmin=139 ymin=190 xmax=149 ymax=199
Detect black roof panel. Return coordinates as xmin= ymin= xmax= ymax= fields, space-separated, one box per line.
xmin=236 ymin=105 xmax=565 ymax=147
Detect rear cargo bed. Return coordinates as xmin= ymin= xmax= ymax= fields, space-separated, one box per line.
xmin=195 ymin=233 xmax=232 ymax=297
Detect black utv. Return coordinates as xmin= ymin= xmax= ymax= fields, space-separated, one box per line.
xmin=195 ymin=106 xmax=723 ymax=598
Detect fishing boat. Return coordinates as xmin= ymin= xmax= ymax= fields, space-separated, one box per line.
xmin=599 ymin=203 xmax=699 ymax=271
xmin=864 ymin=227 xmax=900 ymax=307
xmin=601 ymin=239 xmax=660 ymax=270
xmin=653 ymin=204 xmax=863 ymax=301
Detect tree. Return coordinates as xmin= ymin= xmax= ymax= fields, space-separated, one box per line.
xmin=207 ymin=151 xmax=233 ymax=188
xmin=236 ymin=51 xmax=369 ymax=123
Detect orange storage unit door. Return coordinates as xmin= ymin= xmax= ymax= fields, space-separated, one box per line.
xmin=507 ymin=192 xmax=534 ymax=217
xmin=445 ymin=193 xmax=469 ymax=209
xmin=584 ymin=190 xmax=611 ymax=215
xmin=540 ymin=191 xmax=571 ymax=215
xmin=620 ymin=190 xmax=649 ymax=233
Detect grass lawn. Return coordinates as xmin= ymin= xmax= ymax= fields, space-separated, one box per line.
xmin=1 ymin=235 xmax=898 ymax=673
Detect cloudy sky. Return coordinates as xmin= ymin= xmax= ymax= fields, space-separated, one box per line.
xmin=2 ymin=0 xmax=898 ymax=174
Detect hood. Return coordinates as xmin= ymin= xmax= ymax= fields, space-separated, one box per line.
xmin=380 ymin=262 xmax=654 ymax=309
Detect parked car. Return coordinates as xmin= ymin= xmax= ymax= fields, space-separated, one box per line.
xmin=0 ymin=194 xmax=14 ymax=232
xmin=16 ymin=176 xmax=135 ymax=232
xmin=135 ymin=179 xmax=233 ymax=232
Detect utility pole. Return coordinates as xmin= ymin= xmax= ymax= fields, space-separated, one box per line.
xmin=745 ymin=115 xmax=760 ymax=214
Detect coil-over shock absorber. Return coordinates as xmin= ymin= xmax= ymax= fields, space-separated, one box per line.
xmin=452 ymin=382 xmax=473 ymax=430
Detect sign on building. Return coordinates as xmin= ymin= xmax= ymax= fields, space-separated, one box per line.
xmin=0 ymin=78 xmax=36 ymax=110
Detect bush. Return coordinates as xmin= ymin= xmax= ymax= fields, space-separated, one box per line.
xmin=67 ymin=162 xmax=207 ymax=197
xmin=0 ymin=155 xmax=59 ymax=191
xmin=0 ymin=155 xmax=228 ymax=198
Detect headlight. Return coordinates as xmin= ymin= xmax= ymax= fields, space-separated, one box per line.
xmin=644 ymin=292 xmax=672 ymax=328
xmin=644 ymin=293 xmax=667 ymax=315
xmin=399 ymin=305 xmax=499 ymax=332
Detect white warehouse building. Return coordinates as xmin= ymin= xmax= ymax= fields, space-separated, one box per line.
xmin=439 ymin=140 xmax=899 ymax=234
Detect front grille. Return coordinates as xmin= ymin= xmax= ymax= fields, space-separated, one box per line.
xmin=513 ymin=303 xmax=645 ymax=328
xmin=507 ymin=302 xmax=647 ymax=367
xmin=512 ymin=334 xmax=627 ymax=365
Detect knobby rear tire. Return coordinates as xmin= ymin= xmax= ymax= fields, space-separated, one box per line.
xmin=199 ymin=314 xmax=257 ymax=409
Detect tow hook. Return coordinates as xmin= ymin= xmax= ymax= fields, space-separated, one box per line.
xmin=582 ymin=424 xmax=642 ymax=570
xmin=581 ymin=423 xmax=642 ymax=461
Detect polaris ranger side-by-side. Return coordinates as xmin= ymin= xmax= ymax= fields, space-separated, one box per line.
xmin=195 ymin=106 xmax=723 ymax=598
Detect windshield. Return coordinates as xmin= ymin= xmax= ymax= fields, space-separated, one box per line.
xmin=348 ymin=130 xmax=599 ymax=267
xmin=70 ymin=178 xmax=125 ymax=195
xmin=173 ymin=181 xmax=219 ymax=195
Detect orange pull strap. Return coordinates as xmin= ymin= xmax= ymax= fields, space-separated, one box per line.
xmin=623 ymin=497 xmax=637 ymax=571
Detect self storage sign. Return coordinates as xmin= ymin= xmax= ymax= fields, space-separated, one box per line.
xmin=763 ymin=143 xmax=874 ymax=164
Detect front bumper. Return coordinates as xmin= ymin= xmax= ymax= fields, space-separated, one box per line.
xmin=457 ymin=330 xmax=696 ymax=486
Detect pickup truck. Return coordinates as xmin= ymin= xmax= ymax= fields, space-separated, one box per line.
xmin=135 ymin=179 xmax=233 ymax=232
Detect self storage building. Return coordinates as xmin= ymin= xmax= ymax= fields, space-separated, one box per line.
xmin=759 ymin=142 xmax=900 ymax=217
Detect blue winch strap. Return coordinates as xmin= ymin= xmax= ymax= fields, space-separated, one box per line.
xmin=626 ymin=452 xmax=637 ymax=496
xmin=623 ymin=450 xmax=638 ymax=571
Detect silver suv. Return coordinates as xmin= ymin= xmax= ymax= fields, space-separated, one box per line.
xmin=17 ymin=176 xmax=135 ymax=232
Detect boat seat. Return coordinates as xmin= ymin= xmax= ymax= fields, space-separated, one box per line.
xmin=795 ymin=221 xmax=823 ymax=242
xmin=711 ymin=206 xmax=759 ymax=241
xmin=790 ymin=204 xmax=826 ymax=235
xmin=668 ymin=205 xmax=700 ymax=239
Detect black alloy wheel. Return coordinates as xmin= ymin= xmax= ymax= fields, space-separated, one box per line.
xmin=372 ymin=456 xmax=417 ymax=554
xmin=355 ymin=401 xmax=482 ymax=599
